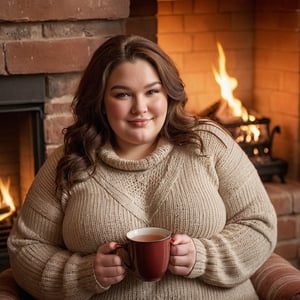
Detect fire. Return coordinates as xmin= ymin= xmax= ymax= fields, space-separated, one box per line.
xmin=0 ymin=177 xmax=16 ymax=222
xmin=212 ymin=42 xmax=249 ymax=121
xmin=212 ymin=42 xmax=260 ymax=143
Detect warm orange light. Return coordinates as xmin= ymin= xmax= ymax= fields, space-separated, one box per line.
xmin=213 ymin=42 xmax=260 ymax=143
xmin=212 ymin=42 xmax=249 ymax=121
xmin=0 ymin=177 xmax=16 ymax=221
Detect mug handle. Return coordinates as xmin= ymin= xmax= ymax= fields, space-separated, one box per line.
xmin=115 ymin=243 xmax=132 ymax=269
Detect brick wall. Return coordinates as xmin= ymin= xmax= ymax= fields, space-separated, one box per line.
xmin=265 ymin=182 xmax=300 ymax=267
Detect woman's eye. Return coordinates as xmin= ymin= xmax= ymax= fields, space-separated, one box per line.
xmin=115 ymin=92 xmax=130 ymax=99
xmin=147 ymin=89 xmax=159 ymax=95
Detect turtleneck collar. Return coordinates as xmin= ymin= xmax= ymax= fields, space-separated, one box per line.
xmin=99 ymin=139 xmax=174 ymax=171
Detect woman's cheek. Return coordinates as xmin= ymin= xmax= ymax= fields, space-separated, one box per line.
xmin=106 ymin=101 xmax=129 ymax=119
xmin=151 ymin=97 xmax=168 ymax=116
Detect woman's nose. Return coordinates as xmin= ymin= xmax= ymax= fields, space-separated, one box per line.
xmin=131 ymin=96 xmax=148 ymax=114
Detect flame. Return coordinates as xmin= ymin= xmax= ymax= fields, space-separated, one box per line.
xmin=213 ymin=42 xmax=261 ymax=144
xmin=0 ymin=177 xmax=16 ymax=221
xmin=212 ymin=42 xmax=250 ymax=121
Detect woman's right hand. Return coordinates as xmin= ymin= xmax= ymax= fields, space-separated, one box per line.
xmin=94 ymin=242 xmax=126 ymax=288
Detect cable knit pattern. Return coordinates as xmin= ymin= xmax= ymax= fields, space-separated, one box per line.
xmin=7 ymin=122 xmax=277 ymax=300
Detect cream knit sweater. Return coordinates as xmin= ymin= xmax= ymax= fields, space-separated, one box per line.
xmin=8 ymin=122 xmax=277 ymax=300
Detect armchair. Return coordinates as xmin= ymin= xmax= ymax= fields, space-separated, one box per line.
xmin=0 ymin=253 xmax=299 ymax=299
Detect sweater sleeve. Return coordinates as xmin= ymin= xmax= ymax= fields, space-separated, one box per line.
xmin=186 ymin=123 xmax=277 ymax=287
xmin=7 ymin=147 xmax=108 ymax=299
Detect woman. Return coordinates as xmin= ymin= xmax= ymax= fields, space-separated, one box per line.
xmin=8 ymin=35 xmax=277 ymax=299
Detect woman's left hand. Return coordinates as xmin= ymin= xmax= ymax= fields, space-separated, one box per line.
xmin=168 ymin=233 xmax=196 ymax=276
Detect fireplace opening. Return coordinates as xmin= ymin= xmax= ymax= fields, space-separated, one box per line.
xmin=199 ymin=43 xmax=289 ymax=183
xmin=0 ymin=75 xmax=45 ymax=271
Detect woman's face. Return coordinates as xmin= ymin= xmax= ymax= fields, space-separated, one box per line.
xmin=104 ymin=59 xmax=168 ymax=159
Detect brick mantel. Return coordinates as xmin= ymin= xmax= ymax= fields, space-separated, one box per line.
xmin=264 ymin=181 xmax=300 ymax=267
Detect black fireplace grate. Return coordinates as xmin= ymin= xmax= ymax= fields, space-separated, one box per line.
xmin=201 ymin=100 xmax=289 ymax=183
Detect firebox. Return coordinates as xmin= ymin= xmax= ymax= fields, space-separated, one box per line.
xmin=202 ymin=99 xmax=289 ymax=183
xmin=0 ymin=75 xmax=45 ymax=271
xmin=200 ymin=43 xmax=289 ymax=183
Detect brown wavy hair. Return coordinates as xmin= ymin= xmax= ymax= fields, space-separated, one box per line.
xmin=55 ymin=35 xmax=205 ymax=194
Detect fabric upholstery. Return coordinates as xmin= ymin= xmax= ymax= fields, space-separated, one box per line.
xmin=251 ymin=253 xmax=300 ymax=300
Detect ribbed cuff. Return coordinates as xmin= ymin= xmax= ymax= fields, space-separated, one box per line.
xmin=77 ymin=254 xmax=110 ymax=294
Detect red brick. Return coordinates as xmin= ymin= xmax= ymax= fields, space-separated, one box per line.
xmin=6 ymin=38 xmax=105 ymax=74
xmin=257 ymin=11 xmax=299 ymax=31
xmin=231 ymin=12 xmax=253 ymax=30
xmin=46 ymin=74 xmax=81 ymax=98
xmin=283 ymin=71 xmax=299 ymax=94
xmin=183 ymin=52 xmax=216 ymax=72
xmin=157 ymin=2 xmax=172 ymax=16
xmin=194 ymin=0 xmax=218 ymax=13
xmin=256 ymin=0 xmax=299 ymax=12
xmin=125 ymin=18 xmax=157 ymax=40
xmin=0 ymin=44 xmax=6 ymax=75
xmin=158 ymin=34 xmax=192 ymax=52
xmin=277 ymin=217 xmax=297 ymax=241
xmin=215 ymin=31 xmax=252 ymax=49
xmin=256 ymin=31 xmax=298 ymax=51
xmin=182 ymin=72 xmax=206 ymax=94
xmin=256 ymin=49 xmax=298 ymax=72
xmin=44 ymin=97 xmax=73 ymax=115
xmin=43 ymin=21 xmax=124 ymax=39
xmin=270 ymin=92 xmax=298 ymax=116
xmin=272 ymin=196 xmax=293 ymax=216
xmin=173 ymin=1 xmax=193 ymax=14
xmin=0 ymin=0 xmax=129 ymax=22
xmin=158 ymin=15 xmax=184 ymax=33
xmin=219 ymin=0 xmax=254 ymax=12
xmin=193 ymin=33 xmax=215 ymax=51
xmin=254 ymin=69 xmax=281 ymax=90
xmin=294 ymin=194 xmax=300 ymax=213
xmin=275 ymin=241 xmax=299 ymax=260
xmin=44 ymin=115 xmax=73 ymax=145
xmin=184 ymin=14 xmax=231 ymax=32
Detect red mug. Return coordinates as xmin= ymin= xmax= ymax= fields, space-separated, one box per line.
xmin=118 ymin=227 xmax=172 ymax=282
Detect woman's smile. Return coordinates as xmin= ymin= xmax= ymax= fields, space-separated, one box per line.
xmin=128 ymin=117 xmax=153 ymax=127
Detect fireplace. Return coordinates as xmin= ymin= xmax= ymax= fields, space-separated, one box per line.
xmin=0 ymin=75 xmax=45 ymax=271
xmin=197 ymin=42 xmax=289 ymax=182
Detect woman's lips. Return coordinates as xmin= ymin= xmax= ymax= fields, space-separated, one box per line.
xmin=128 ymin=118 xmax=151 ymax=127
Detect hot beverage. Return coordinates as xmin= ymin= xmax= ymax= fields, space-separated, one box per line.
xmin=131 ymin=234 xmax=166 ymax=242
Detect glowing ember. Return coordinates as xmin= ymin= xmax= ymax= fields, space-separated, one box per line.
xmin=212 ymin=42 xmax=261 ymax=143
xmin=0 ymin=177 xmax=16 ymax=221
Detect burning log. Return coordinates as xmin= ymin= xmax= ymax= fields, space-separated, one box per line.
xmin=0 ymin=206 xmax=10 ymax=215
xmin=199 ymin=99 xmax=258 ymax=124
xmin=200 ymin=99 xmax=288 ymax=183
